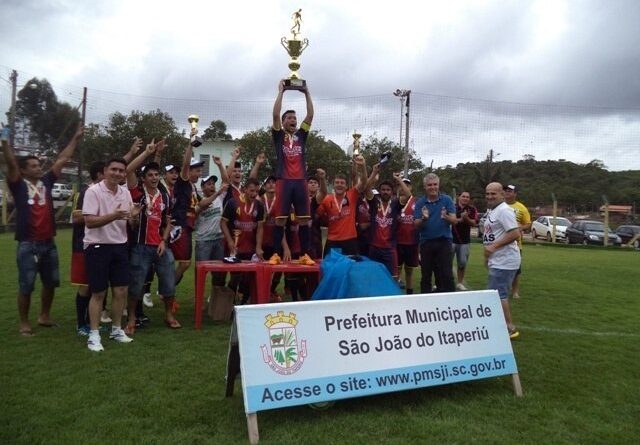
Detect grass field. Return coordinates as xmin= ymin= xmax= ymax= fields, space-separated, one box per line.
xmin=2 ymin=229 xmax=639 ymax=445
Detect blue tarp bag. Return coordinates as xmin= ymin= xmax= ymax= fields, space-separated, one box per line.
xmin=311 ymin=249 xmax=402 ymax=300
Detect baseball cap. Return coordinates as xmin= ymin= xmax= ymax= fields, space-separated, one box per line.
xmin=504 ymin=184 xmax=517 ymax=192
xmin=371 ymin=188 xmax=380 ymax=195
xmin=189 ymin=158 xmax=205 ymax=168
xmin=201 ymin=175 xmax=218 ymax=185
xmin=402 ymin=178 xmax=411 ymax=184
xmin=164 ymin=164 xmax=179 ymax=173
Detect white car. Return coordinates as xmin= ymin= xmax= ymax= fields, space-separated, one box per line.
xmin=531 ymin=216 xmax=571 ymax=242
xmin=51 ymin=183 xmax=72 ymax=200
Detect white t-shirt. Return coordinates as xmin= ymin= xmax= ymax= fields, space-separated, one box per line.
xmin=194 ymin=191 xmax=226 ymax=242
xmin=483 ymin=201 xmax=521 ymax=270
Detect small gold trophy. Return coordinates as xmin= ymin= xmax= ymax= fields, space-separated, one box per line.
xmin=352 ymin=132 xmax=362 ymax=156
xmin=188 ymin=114 xmax=202 ymax=147
xmin=280 ymin=8 xmax=309 ymax=91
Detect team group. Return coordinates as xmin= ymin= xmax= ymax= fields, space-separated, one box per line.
xmin=2 ymin=80 xmax=530 ymax=349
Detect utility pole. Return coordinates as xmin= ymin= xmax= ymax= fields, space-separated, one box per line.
xmin=393 ymin=89 xmax=411 ymax=177
xmin=9 ymin=70 xmax=17 ymax=149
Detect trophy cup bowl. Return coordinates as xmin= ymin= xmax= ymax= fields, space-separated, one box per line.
xmin=280 ymin=35 xmax=309 ymax=90
xmin=188 ymin=114 xmax=202 ymax=147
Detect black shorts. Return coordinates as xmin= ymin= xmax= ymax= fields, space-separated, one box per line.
xmin=84 ymin=243 xmax=130 ymax=293
xmin=397 ymin=243 xmax=419 ymax=268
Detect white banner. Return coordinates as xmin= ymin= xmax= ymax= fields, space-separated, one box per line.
xmin=236 ymin=290 xmax=518 ymax=413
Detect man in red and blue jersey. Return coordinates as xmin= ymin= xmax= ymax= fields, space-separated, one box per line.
xmin=2 ymin=123 xmax=83 ymax=336
xmin=271 ymin=79 xmax=314 ymax=264
xmin=125 ymin=140 xmax=180 ymax=332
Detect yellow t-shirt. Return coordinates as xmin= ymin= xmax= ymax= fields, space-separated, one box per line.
xmin=509 ymin=201 xmax=531 ymax=249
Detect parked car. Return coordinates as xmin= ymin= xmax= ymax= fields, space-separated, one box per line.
xmin=565 ymin=220 xmax=622 ymax=246
xmin=615 ymin=225 xmax=640 ymax=248
xmin=51 ymin=183 xmax=72 ymax=200
xmin=531 ymin=216 xmax=571 ymax=242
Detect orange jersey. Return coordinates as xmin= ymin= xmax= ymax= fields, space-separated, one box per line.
xmin=317 ymin=188 xmax=360 ymax=241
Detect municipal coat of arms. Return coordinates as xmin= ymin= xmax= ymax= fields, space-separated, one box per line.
xmin=261 ymin=311 xmax=307 ymax=375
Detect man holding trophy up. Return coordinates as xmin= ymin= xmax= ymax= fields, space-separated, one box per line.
xmin=271 ymin=9 xmax=316 ymax=264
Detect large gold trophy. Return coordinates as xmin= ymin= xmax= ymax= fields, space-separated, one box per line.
xmin=188 ymin=114 xmax=202 ymax=147
xmin=280 ymin=9 xmax=309 ymax=91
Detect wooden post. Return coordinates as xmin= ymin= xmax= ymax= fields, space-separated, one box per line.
xmin=511 ymin=373 xmax=523 ymax=397
xmin=247 ymin=413 xmax=259 ymax=444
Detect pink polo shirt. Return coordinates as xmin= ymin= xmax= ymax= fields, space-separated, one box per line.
xmin=82 ymin=180 xmax=133 ymax=248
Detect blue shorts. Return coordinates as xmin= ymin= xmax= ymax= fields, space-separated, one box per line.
xmin=85 ymin=243 xmax=130 ymax=293
xmin=17 ymin=240 xmax=60 ymax=295
xmin=487 ymin=268 xmax=518 ymax=300
xmin=452 ymin=243 xmax=471 ymax=269
xmin=275 ymin=179 xmax=309 ymax=219
xmin=128 ymin=244 xmax=176 ymax=299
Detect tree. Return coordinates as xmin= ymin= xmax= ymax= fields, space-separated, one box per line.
xmin=82 ymin=109 xmax=186 ymax=168
xmin=14 ymin=77 xmax=81 ymax=155
xmin=359 ymin=136 xmax=425 ymax=185
xmin=202 ymin=119 xmax=233 ymax=141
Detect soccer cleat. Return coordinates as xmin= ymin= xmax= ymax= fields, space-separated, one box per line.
xmin=77 ymin=325 xmax=91 ymax=336
xmin=142 ymin=293 xmax=154 ymax=308
xmin=268 ymin=253 xmax=281 ymax=265
xmin=298 ymin=254 xmax=316 ymax=265
xmin=456 ymin=283 xmax=469 ymax=291
xmin=100 ymin=310 xmax=112 ymax=324
xmin=87 ymin=335 xmax=104 ymax=352
xmin=109 ymin=328 xmax=134 ymax=343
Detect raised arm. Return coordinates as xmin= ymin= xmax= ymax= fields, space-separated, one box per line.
xmin=272 ymin=80 xmax=285 ymax=130
xmin=123 ymin=137 xmax=143 ymax=163
xmin=180 ymin=130 xmax=196 ymax=180
xmin=364 ymin=163 xmax=381 ymax=199
xmin=226 ymin=146 xmax=241 ymax=178
xmin=126 ymin=139 xmax=158 ymax=188
xmin=249 ymin=152 xmax=266 ymax=179
xmin=213 ymin=155 xmax=230 ymax=185
xmin=354 ymin=155 xmax=368 ymax=193
xmin=393 ymin=172 xmax=411 ymax=198
xmin=1 ymin=125 xmax=20 ymax=183
xmin=301 ymin=84 xmax=314 ymax=126
xmin=51 ymin=123 xmax=84 ymax=177
xmin=316 ymin=168 xmax=327 ymax=204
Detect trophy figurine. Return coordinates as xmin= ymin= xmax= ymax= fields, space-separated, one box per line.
xmin=280 ymin=9 xmax=309 ymax=91
xmin=188 ymin=114 xmax=202 ymax=147
xmin=352 ymin=132 xmax=362 ymax=156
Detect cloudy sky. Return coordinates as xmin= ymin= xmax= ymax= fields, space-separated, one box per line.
xmin=2 ymin=0 xmax=640 ymax=170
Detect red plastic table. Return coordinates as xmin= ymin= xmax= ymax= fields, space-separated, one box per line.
xmin=260 ymin=261 xmax=322 ymax=301
xmin=194 ymin=261 xmax=264 ymax=330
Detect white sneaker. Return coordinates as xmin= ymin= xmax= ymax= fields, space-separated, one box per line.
xmin=143 ymin=293 xmax=154 ymax=308
xmin=100 ymin=310 xmax=112 ymax=324
xmin=109 ymin=328 xmax=134 ymax=343
xmin=456 ymin=283 xmax=469 ymax=291
xmin=87 ymin=335 xmax=104 ymax=352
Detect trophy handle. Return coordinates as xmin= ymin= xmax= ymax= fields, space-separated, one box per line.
xmin=280 ymin=37 xmax=290 ymax=53
xmin=299 ymin=38 xmax=309 ymax=54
